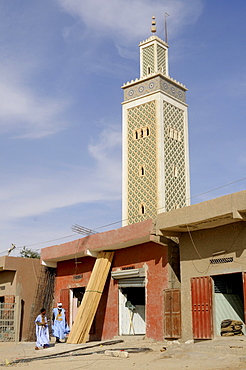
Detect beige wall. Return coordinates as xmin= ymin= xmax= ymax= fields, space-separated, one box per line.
xmin=180 ymin=221 xmax=246 ymax=340
xmin=0 ymin=270 xmax=16 ymax=296
xmin=0 ymin=256 xmax=42 ymax=340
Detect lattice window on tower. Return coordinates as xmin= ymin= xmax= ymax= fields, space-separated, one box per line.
xmin=127 ymin=101 xmax=157 ymax=224
xmin=157 ymin=44 xmax=166 ymax=74
xmin=168 ymin=126 xmax=181 ymax=141
xmin=163 ymin=102 xmax=187 ymax=212
xmin=133 ymin=127 xmax=150 ymax=140
xmin=142 ymin=45 xmax=155 ymax=76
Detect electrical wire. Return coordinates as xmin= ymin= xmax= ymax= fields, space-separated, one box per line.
xmin=186 ymin=224 xmax=202 ymax=260
xmin=156 ymin=176 xmax=246 ymax=213
xmin=187 ymin=176 xmax=246 ymax=201
xmin=0 ymin=219 xmax=129 ymax=256
xmin=0 ymin=234 xmax=78 ymax=256
xmin=94 ymin=219 xmax=128 ymax=231
xmin=186 ymin=224 xmax=211 ymax=274
xmin=1 ymin=177 xmax=246 ymax=256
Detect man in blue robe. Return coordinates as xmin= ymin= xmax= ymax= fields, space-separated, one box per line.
xmin=35 ymin=308 xmax=50 ymax=350
xmin=52 ymin=302 xmax=70 ymax=343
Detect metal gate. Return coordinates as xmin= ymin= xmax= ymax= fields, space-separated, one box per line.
xmin=191 ymin=276 xmax=213 ymax=339
xmin=0 ymin=302 xmax=15 ymax=341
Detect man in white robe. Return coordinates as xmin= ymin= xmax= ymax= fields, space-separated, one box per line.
xmin=35 ymin=308 xmax=50 ymax=350
xmin=52 ymin=302 xmax=70 ymax=343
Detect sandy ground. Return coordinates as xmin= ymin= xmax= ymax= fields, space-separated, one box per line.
xmin=1 ymin=336 xmax=246 ymax=369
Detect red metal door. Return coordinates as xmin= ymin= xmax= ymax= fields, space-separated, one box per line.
xmin=164 ymin=289 xmax=181 ymax=338
xmin=60 ymin=289 xmax=70 ymax=325
xmin=242 ymin=272 xmax=246 ymax=322
xmin=191 ymin=276 xmax=213 ymax=339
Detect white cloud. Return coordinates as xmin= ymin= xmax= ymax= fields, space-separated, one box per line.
xmin=89 ymin=126 xmax=121 ymax=166
xmin=0 ymin=126 xmax=121 ymax=222
xmin=57 ymin=0 xmax=203 ymax=45
xmin=0 ymin=63 xmax=70 ymax=139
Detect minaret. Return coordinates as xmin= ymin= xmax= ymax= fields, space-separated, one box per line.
xmin=122 ymin=17 xmax=190 ymax=226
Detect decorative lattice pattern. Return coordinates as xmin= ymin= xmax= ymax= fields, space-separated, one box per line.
xmin=164 ymin=102 xmax=187 ymax=211
xmin=157 ymin=44 xmax=166 ymax=74
xmin=142 ymin=45 xmax=155 ymax=76
xmin=123 ymin=76 xmax=186 ymax=104
xmin=127 ymin=101 xmax=157 ymax=224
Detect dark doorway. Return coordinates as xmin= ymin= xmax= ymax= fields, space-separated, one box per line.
xmin=213 ymin=273 xmax=245 ymax=336
xmin=121 ymin=287 xmax=145 ymax=306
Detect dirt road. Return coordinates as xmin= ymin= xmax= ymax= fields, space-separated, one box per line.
xmin=1 ymin=336 xmax=246 ymax=369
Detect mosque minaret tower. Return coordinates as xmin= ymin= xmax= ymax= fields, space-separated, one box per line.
xmin=122 ymin=17 xmax=190 ymax=225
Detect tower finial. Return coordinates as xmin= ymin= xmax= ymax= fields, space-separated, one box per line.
xmin=151 ymin=16 xmax=156 ymax=34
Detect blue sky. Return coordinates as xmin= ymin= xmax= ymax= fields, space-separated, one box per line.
xmin=0 ymin=0 xmax=246 ymax=256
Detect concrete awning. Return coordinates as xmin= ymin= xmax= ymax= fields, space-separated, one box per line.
xmin=156 ymin=191 xmax=246 ymax=237
xmin=41 ymin=219 xmax=167 ymax=268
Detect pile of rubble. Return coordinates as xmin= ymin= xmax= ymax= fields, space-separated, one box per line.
xmin=221 ymin=319 xmax=244 ymax=336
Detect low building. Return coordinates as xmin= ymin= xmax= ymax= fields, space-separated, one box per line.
xmin=41 ymin=219 xmax=180 ymax=341
xmin=156 ymin=190 xmax=246 ymax=340
xmin=41 ymin=190 xmax=246 ymax=342
xmin=0 ymin=256 xmax=42 ymax=341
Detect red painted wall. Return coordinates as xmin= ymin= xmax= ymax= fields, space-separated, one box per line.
xmin=55 ymin=241 xmax=168 ymax=341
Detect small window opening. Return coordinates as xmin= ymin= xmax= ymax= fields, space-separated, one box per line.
xmin=169 ymin=126 xmax=181 ymax=142
xmin=141 ymin=167 xmax=145 ymax=176
xmin=141 ymin=205 xmax=145 ymax=214
xmin=169 ymin=127 xmax=173 ymax=139
xmin=134 ymin=127 xmax=151 ymax=140
xmin=173 ymin=166 xmax=179 ymax=178
xmin=147 ymin=66 xmax=151 ymax=74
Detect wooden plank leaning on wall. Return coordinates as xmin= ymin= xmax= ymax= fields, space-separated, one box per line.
xmin=67 ymin=251 xmax=114 ymax=344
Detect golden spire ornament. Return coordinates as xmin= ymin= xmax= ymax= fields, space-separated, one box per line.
xmin=151 ymin=16 xmax=156 ymax=33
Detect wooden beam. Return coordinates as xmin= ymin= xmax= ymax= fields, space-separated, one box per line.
xmin=67 ymin=251 xmax=114 ymax=344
